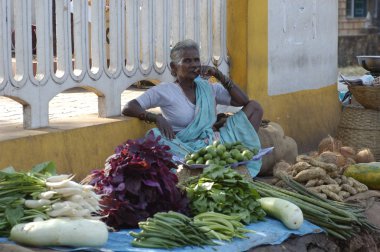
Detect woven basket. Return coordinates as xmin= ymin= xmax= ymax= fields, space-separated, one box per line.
xmin=337 ymin=106 xmax=380 ymax=161
xmin=348 ymin=85 xmax=380 ymax=111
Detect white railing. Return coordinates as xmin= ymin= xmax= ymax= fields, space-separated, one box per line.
xmin=0 ymin=0 xmax=228 ymax=129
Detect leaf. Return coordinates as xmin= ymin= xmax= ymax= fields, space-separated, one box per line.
xmin=199 ymin=181 xmax=214 ymax=191
xmin=31 ymin=161 xmax=57 ymax=175
xmin=5 ymin=205 xmax=24 ymax=226
xmin=1 ymin=166 xmax=16 ymax=173
xmin=209 ymin=190 xmax=225 ymax=203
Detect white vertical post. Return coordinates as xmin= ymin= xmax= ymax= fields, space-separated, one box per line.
xmin=88 ymin=0 xmax=104 ymax=80
xmin=32 ymin=0 xmax=50 ymax=85
xmin=0 ymin=0 xmax=9 ymax=91
xmin=51 ymin=0 xmax=69 ymax=83
xmin=70 ymin=0 xmax=87 ymax=81
xmin=139 ymin=0 xmax=153 ymax=75
xmin=123 ymin=0 xmax=138 ymax=76
xmin=153 ymin=0 xmax=167 ymax=73
xmin=10 ymin=0 xmax=30 ymax=87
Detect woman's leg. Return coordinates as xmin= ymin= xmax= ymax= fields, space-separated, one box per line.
xmin=242 ymin=100 xmax=263 ymax=132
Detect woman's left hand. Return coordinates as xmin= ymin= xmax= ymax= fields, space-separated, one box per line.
xmin=156 ymin=115 xmax=176 ymax=140
xmin=197 ymin=65 xmax=218 ymax=80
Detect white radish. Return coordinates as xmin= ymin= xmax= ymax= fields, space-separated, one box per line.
xmin=82 ymin=184 xmax=94 ymax=191
xmin=33 ymin=217 xmax=44 ymax=222
xmin=38 ymin=191 xmax=56 ymax=200
xmin=46 ymin=179 xmax=82 ymax=189
xmin=47 ymin=206 xmax=73 ymax=217
xmin=10 ymin=218 xmax=108 ymax=247
xmin=71 ymin=208 xmax=91 ymax=217
xmin=67 ymin=194 xmax=84 ymax=203
xmin=53 ymin=187 xmax=82 ymax=197
xmin=85 ymin=197 xmax=101 ymax=208
xmin=80 ymin=200 xmax=97 ymax=213
xmin=52 ymin=201 xmax=82 ymax=210
xmin=24 ymin=199 xmax=51 ymax=209
xmin=257 ymin=197 xmax=304 ymax=230
xmin=51 ymin=202 xmax=66 ymax=210
xmin=46 ymin=174 xmax=73 ymax=182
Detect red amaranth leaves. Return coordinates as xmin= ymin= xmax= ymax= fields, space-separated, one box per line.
xmin=88 ymin=131 xmax=189 ymax=229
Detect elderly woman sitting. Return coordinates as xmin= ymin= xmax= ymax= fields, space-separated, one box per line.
xmin=122 ymin=39 xmax=263 ymax=176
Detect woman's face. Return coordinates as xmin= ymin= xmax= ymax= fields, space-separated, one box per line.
xmin=171 ymin=48 xmax=201 ymax=82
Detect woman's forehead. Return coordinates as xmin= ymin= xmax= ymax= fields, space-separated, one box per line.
xmin=179 ymin=48 xmax=200 ymax=59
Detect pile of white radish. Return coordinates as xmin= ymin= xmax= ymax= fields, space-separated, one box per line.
xmin=10 ymin=174 xmax=109 ymax=248
xmin=24 ymin=174 xmax=102 ymax=220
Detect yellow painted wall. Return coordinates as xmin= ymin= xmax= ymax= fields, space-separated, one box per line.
xmin=0 ymin=118 xmax=153 ymax=180
xmin=228 ymin=0 xmax=341 ymax=152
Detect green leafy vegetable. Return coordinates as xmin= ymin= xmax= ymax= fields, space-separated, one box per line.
xmin=184 ymin=165 xmax=266 ymax=224
xmin=0 ymin=162 xmax=56 ymax=236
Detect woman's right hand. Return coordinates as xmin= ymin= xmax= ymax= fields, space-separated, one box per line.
xmin=156 ymin=115 xmax=176 ymax=140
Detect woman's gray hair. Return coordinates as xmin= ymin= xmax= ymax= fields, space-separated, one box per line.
xmin=170 ymin=39 xmax=200 ymax=64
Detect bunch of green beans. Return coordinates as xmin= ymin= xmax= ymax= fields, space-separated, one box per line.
xmin=193 ymin=212 xmax=254 ymax=241
xmin=251 ymin=176 xmax=379 ymax=240
xmin=130 ymin=211 xmax=217 ymax=249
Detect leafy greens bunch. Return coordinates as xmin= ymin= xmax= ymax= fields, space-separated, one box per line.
xmin=0 ymin=162 xmax=56 ymax=236
xmin=87 ymin=131 xmax=189 ymax=229
xmin=185 ymin=165 xmax=266 ymax=224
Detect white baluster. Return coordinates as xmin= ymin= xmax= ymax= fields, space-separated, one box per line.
xmin=139 ymin=0 xmax=153 ymax=76
xmin=220 ymin=0 xmax=228 ymax=74
xmin=88 ymin=0 xmax=104 ymax=80
xmin=153 ymin=0 xmax=167 ymax=73
xmin=0 ymin=0 xmax=9 ymax=91
xmin=70 ymin=0 xmax=87 ymax=81
xmin=199 ymin=0 xmax=212 ymax=66
xmin=31 ymin=0 xmax=50 ymax=86
xmin=184 ymin=0 xmax=196 ymax=41
xmin=51 ymin=0 xmax=69 ymax=84
xmin=169 ymin=0 xmax=181 ymax=50
xmin=9 ymin=0 xmax=30 ymax=88
xmin=212 ymin=0 xmax=222 ymax=67
xmin=122 ymin=0 xmax=138 ymax=76
xmin=105 ymin=0 xmax=122 ymax=78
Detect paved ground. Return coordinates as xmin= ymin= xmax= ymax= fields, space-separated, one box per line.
xmin=0 ymin=87 xmax=145 ymax=128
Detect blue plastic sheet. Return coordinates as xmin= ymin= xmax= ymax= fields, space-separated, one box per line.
xmin=0 ymin=217 xmax=323 ymax=252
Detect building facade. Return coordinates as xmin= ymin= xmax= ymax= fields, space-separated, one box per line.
xmin=338 ymin=0 xmax=380 ymax=66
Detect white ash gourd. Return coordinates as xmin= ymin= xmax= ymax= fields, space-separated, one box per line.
xmin=10 ymin=218 xmax=108 ymax=247
xmin=257 ymin=197 xmax=303 ymax=229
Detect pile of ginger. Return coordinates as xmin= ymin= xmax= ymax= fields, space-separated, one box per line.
xmin=272 ymin=136 xmax=375 ymax=202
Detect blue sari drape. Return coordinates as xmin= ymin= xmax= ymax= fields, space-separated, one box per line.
xmin=148 ymin=77 xmax=262 ymax=177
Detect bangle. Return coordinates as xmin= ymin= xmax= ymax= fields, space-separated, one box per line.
xmin=138 ymin=112 xmax=157 ymax=124
xmin=222 ymin=78 xmax=234 ymax=91
xmin=214 ymin=68 xmax=234 ymax=91
xmin=214 ymin=68 xmax=228 ymax=84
